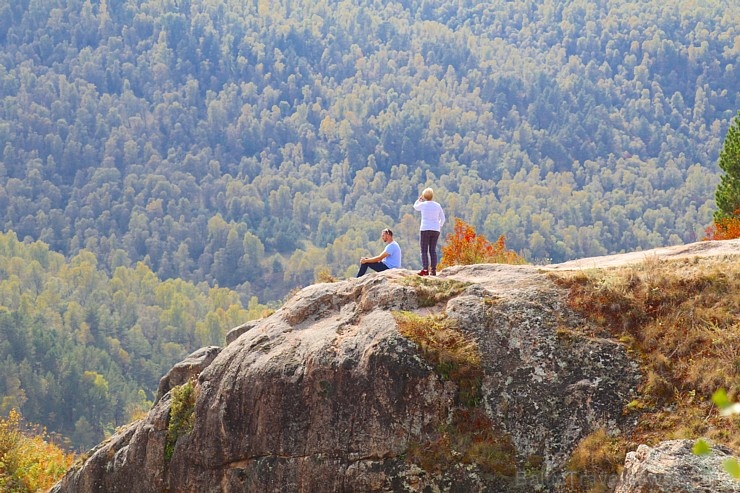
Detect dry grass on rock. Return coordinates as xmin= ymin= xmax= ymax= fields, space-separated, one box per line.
xmin=396 ymin=276 xmax=471 ymax=307
xmin=550 ymin=256 xmax=740 ymax=453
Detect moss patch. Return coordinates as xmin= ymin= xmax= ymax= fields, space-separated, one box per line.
xmin=165 ymin=380 xmax=196 ymax=461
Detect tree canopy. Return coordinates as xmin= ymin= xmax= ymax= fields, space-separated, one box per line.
xmin=0 ymin=231 xmax=263 ymax=450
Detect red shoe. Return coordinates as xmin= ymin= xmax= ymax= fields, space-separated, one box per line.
xmin=417 ymin=269 xmax=428 ymax=276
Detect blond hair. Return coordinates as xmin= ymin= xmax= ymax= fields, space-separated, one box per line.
xmin=422 ymin=188 xmax=434 ymax=200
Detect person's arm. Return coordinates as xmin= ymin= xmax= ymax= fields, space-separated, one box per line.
xmin=361 ymin=249 xmax=390 ymax=264
xmin=439 ymin=206 xmax=446 ymax=228
xmin=413 ymin=197 xmax=425 ymax=210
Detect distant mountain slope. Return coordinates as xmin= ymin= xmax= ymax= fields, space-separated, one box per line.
xmin=0 ymin=0 xmax=737 ymax=304
xmin=0 ymin=231 xmax=260 ymax=450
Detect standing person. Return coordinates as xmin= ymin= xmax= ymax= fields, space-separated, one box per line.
xmin=356 ymin=228 xmax=402 ymax=277
xmin=413 ymin=188 xmax=445 ymax=276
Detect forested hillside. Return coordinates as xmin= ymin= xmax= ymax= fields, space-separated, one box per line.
xmin=0 ymin=0 xmax=737 ymax=303
xmin=0 ymin=231 xmax=259 ymax=450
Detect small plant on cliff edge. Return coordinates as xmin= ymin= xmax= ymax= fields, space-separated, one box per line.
xmin=438 ymin=218 xmax=526 ymax=269
xmin=165 ymin=380 xmax=197 ymax=461
xmin=314 ymin=267 xmax=338 ymax=283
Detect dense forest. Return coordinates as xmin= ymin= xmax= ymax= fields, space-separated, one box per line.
xmin=0 ymin=0 xmax=736 ymax=304
xmin=0 ymin=231 xmax=262 ymax=450
xmin=0 ymin=0 xmax=738 ymax=451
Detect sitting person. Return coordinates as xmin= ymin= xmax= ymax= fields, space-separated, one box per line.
xmin=356 ymin=228 xmax=402 ymax=277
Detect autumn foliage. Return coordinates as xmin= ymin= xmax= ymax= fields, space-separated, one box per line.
xmin=438 ymin=219 xmax=526 ymax=269
xmin=0 ymin=409 xmax=74 ymax=493
xmin=704 ymin=209 xmax=740 ymax=240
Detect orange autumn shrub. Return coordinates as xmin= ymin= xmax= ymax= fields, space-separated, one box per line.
xmin=438 ymin=218 xmax=526 ymax=269
xmin=0 ymin=409 xmax=75 ymax=493
xmin=704 ymin=209 xmax=740 ymax=240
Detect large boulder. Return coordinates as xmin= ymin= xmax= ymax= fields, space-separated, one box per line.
xmin=52 ymin=264 xmax=642 ymax=492
xmin=615 ymin=440 xmax=740 ymax=493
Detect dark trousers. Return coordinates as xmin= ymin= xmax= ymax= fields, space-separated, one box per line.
xmin=420 ymin=230 xmax=440 ymax=271
xmin=356 ymin=261 xmax=389 ymax=277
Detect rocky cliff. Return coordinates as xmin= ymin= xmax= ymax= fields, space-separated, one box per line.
xmin=50 ymin=240 xmax=740 ymax=493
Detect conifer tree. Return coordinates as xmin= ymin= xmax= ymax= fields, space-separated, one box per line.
xmin=714 ymin=111 xmax=740 ymax=221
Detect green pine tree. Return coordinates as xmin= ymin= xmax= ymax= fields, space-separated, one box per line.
xmin=714 ymin=111 xmax=740 ymax=221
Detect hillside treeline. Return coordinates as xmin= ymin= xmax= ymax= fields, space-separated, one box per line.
xmin=0 ymin=0 xmax=737 ymax=303
xmin=0 ymin=231 xmax=261 ymax=450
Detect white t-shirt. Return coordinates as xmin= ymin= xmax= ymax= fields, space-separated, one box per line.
xmin=413 ymin=199 xmax=446 ymax=232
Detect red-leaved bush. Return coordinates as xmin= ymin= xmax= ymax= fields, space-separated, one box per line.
xmin=704 ymin=209 xmax=740 ymax=240
xmin=439 ymin=218 xmax=526 ymax=269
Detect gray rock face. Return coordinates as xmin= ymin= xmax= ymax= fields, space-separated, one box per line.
xmin=52 ymin=265 xmax=643 ymax=492
xmin=225 ymin=320 xmax=260 ymax=345
xmin=155 ymin=345 xmax=222 ymax=403
xmin=615 ymin=440 xmax=740 ymax=493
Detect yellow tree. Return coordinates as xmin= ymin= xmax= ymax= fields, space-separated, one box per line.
xmin=0 ymin=409 xmax=74 ymax=493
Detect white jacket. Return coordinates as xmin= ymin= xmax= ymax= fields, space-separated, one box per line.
xmin=413 ymin=199 xmax=445 ymax=231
